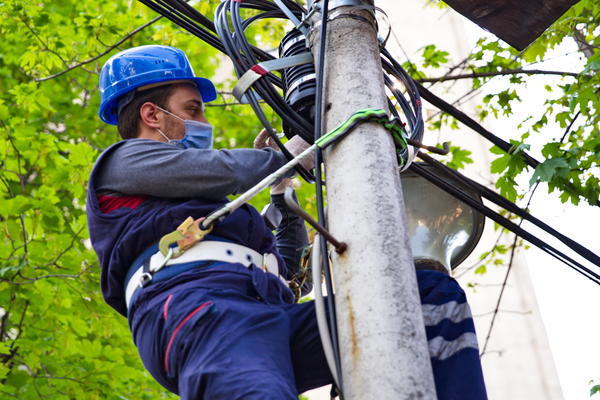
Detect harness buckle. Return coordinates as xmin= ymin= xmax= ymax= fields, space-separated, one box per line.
xmin=138 ymin=272 xmax=153 ymax=288
xmin=138 ymin=247 xmax=174 ymax=288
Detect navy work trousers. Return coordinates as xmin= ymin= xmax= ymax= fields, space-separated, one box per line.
xmin=129 ymin=269 xmax=487 ymax=399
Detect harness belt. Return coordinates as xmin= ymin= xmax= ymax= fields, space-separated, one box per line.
xmin=125 ymin=240 xmax=281 ymax=309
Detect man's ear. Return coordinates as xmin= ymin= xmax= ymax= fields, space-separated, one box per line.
xmin=139 ymin=102 xmax=162 ymax=129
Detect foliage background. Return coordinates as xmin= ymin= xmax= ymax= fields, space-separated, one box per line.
xmin=0 ymin=0 xmax=597 ymax=398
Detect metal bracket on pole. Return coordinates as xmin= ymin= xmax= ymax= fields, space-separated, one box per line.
xmin=283 ymin=188 xmax=347 ymax=254
xmin=308 ymin=0 xmax=377 ymax=34
xmin=314 ymin=0 xmax=373 ymax=10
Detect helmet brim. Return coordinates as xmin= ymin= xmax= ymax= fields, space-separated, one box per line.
xmin=99 ymin=76 xmax=218 ymax=125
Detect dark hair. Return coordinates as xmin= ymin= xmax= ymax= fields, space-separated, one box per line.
xmin=117 ymin=85 xmax=176 ymax=139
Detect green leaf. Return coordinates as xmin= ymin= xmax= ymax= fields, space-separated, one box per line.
xmin=529 ymin=158 xmax=570 ymax=186
xmin=0 ymin=341 xmax=11 ymax=355
xmin=584 ymin=52 xmax=600 ymax=72
xmin=541 ymin=142 xmax=562 ymax=158
xmin=496 ymin=175 xmax=518 ymax=202
xmin=420 ymin=44 xmax=450 ymax=68
xmin=491 ymin=153 xmax=511 ymax=174
xmin=444 ymin=143 xmax=474 ymax=170
xmin=4 ymin=370 xmax=29 ymax=389
xmin=474 ymin=265 xmax=487 ymax=275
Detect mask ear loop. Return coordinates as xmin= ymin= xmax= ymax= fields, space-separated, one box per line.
xmin=157 ymin=128 xmax=176 ymax=144
xmin=156 ymin=105 xmax=186 ymax=122
xmin=154 ymin=105 xmax=181 ymax=144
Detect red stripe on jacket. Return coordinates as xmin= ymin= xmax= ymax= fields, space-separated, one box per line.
xmin=98 ymin=195 xmax=147 ymax=214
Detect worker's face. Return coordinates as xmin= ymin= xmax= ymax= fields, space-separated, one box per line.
xmin=160 ymin=84 xmax=208 ymax=140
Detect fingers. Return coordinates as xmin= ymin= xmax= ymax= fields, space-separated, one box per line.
xmin=253 ymin=128 xmax=270 ymax=149
xmin=254 ymin=129 xmax=282 ymax=150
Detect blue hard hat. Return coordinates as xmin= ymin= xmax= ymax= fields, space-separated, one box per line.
xmin=98 ymin=45 xmax=217 ymax=125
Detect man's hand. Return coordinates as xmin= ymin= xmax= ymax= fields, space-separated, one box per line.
xmin=253 ymin=128 xmax=276 ymax=150
xmin=253 ymin=129 xmax=314 ymax=171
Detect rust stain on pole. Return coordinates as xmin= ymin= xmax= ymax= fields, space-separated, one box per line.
xmin=346 ymin=295 xmax=360 ymax=366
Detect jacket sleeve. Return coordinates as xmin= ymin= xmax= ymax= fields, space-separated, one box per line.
xmin=270 ymin=191 xmax=312 ymax=297
xmin=95 ymin=139 xmax=292 ymax=200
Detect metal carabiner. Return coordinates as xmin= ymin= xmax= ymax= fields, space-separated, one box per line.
xmin=152 ymin=247 xmax=174 ymax=274
xmin=158 ymin=217 xmax=213 ymax=258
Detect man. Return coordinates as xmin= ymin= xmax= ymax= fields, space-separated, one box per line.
xmin=87 ymin=44 xmax=487 ymax=399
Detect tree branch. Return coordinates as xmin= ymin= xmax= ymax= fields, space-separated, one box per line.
xmin=43 ymin=227 xmax=85 ymax=268
xmin=573 ymin=28 xmax=596 ymax=59
xmin=473 ymin=309 xmax=532 ymax=318
xmin=206 ymin=102 xmax=256 ymax=107
xmin=5 ymin=271 xmax=88 ymax=285
xmin=418 ymin=68 xmax=583 ymax=84
xmin=35 ymin=15 xmax=162 ymax=83
xmin=455 ymin=230 xmax=506 ymax=279
xmin=480 ymin=181 xmax=541 ymax=357
xmin=4 ymin=131 xmax=29 ymax=261
xmin=480 ymin=233 xmax=519 ymax=357
xmin=19 ymin=16 xmax=69 ymax=68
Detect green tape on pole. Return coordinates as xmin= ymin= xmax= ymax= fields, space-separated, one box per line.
xmin=315 ymin=108 xmax=389 ymax=148
xmin=314 ymin=108 xmax=409 ymax=157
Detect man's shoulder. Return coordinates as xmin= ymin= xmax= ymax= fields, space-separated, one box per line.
xmin=104 ymin=138 xmax=176 ymax=159
xmin=115 ymin=138 xmax=169 ymax=151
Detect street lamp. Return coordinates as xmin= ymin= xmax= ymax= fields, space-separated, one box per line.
xmin=401 ymin=164 xmax=485 ymax=273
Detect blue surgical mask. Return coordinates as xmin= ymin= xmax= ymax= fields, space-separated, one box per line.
xmin=156 ymin=106 xmax=213 ymax=150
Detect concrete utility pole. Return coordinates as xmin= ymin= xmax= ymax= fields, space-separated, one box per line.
xmin=309 ymin=1 xmax=437 ymax=398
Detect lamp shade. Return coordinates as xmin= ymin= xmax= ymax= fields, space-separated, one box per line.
xmin=400 ymin=164 xmax=485 ymax=272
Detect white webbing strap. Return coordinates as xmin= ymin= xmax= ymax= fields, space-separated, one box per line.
xmin=232 ymin=52 xmax=314 ymax=102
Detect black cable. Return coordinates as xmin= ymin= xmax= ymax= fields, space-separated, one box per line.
xmin=139 ymin=0 xmax=225 ymax=52
xmin=408 ymin=63 xmax=598 ymax=207
xmin=410 ymin=159 xmax=600 ymax=284
xmin=381 ymin=49 xmax=423 ymax=144
xmin=415 ymin=80 xmax=540 ymax=167
xmin=313 ymin=0 xmax=344 ymax=396
xmin=213 ymin=0 xmax=314 ymax=181
xmin=417 ymin=152 xmax=600 ymax=267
